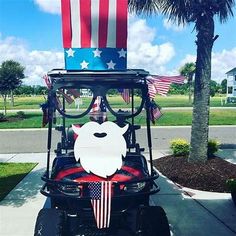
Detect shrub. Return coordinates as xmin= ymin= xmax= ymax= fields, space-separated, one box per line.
xmin=226 ymin=179 xmax=236 ymax=192
xmin=16 ymin=111 xmax=26 ymax=119
xmin=0 ymin=113 xmax=6 ymax=121
xmin=208 ymin=139 xmax=220 ymax=157
xmin=170 ymin=138 xmax=190 ymax=156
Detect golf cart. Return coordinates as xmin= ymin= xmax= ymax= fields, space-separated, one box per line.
xmin=34 ymin=69 xmax=170 ymax=236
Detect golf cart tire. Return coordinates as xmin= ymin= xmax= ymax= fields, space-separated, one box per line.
xmin=136 ymin=206 xmax=170 ymax=236
xmin=34 ymin=208 xmax=66 ymax=236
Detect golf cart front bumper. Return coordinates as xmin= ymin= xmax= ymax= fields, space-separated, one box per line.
xmin=40 ymin=170 xmax=160 ymax=212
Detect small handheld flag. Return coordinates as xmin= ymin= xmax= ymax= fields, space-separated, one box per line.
xmin=149 ymin=99 xmax=162 ymax=124
xmin=118 ymin=88 xmax=130 ymax=104
xmin=88 ymin=181 xmax=112 ymax=229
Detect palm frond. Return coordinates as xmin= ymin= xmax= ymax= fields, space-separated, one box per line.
xmin=129 ymin=0 xmax=235 ymax=25
xmin=128 ymin=0 xmax=160 ymax=15
xmin=216 ymin=0 xmax=235 ymax=23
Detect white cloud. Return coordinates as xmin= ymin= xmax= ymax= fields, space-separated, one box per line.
xmin=212 ymin=48 xmax=236 ymax=82
xmin=163 ymin=19 xmax=185 ymax=32
xmin=128 ymin=18 xmax=175 ymax=74
xmin=179 ymin=54 xmax=196 ymax=66
xmin=0 ymin=36 xmax=64 ymax=85
xmin=178 ymin=48 xmax=236 ymax=82
xmin=34 ymin=0 xmax=61 ymax=14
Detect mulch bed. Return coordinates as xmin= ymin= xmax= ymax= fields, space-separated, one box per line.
xmin=153 ymin=155 xmax=236 ymax=193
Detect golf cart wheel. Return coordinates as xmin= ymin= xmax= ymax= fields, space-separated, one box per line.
xmin=34 ymin=208 xmax=67 ymax=236
xmin=136 ymin=206 xmax=170 ymax=236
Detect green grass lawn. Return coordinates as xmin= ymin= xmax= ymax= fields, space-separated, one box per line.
xmin=155 ymin=95 xmax=234 ymax=107
xmin=0 ymin=95 xmax=235 ymax=110
xmin=0 ymin=96 xmax=46 ymax=110
xmin=0 ymin=162 xmax=37 ymax=201
xmin=0 ymin=109 xmax=235 ymax=129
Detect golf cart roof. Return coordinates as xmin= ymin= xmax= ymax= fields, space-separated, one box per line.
xmin=48 ymin=69 xmax=149 ymax=83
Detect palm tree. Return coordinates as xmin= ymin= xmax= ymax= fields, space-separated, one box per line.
xmin=179 ymin=62 xmax=195 ymax=104
xmin=128 ymin=0 xmax=235 ymax=163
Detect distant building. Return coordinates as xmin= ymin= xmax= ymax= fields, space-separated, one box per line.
xmin=80 ymin=89 xmax=92 ymax=97
xmin=226 ymin=67 xmax=236 ymax=102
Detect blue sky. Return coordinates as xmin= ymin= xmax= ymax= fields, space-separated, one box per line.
xmin=0 ymin=0 xmax=235 ymax=85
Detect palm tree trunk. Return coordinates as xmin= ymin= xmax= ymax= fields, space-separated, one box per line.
xmin=188 ymin=81 xmax=192 ymax=104
xmin=189 ymin=15 xmax=214 ymax=163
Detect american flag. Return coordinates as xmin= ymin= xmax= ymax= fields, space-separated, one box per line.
xmin=88 ymin=181 xmax=112 ymax=229
xmin=67 ymin=89 xmax=80 ymax=98
xmin=90 ymin=96 xmax=107 ymax=122
xmin=40 ymin=102 xmax=49 ymax=127
xmin=149 ymin=99 xmax=162 ymax=124
xmin=147 ymin=75 xmax=185 ymax=97
xmin=58 ymin=89 xmax=74 ymax=104
xmin=61 ymin=0 xmax=127 ymax=70
xmin=43 ymin=74 xmax=51 ymax=89
xmin=118 ymin=88 xmax=130 ymax=104
xmin=153 ymin=80 xmax=171 ymax=96
xmin=147 ymin=82 xmax=157 ymax=99
xmin=92 ymin=96 xmax=101 ymax=113
xmin=151 ymin=75 xmax=185 ymax=84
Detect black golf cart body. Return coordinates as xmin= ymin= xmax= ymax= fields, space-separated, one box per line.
xmin=34 ymin=69 xmax=170 ymax=236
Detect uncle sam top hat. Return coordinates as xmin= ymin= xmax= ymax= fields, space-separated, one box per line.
xmin=61 ymin=0 xmax=127 ymax=71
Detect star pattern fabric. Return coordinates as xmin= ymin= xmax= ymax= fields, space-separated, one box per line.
xmin=93 ymin=48 xmax=102 ymax=58
xmin=66 ymin=48 xmax=75 ymax=57
xmin=80 ymin=60 xmax=89 ymax=69
xmin=64 ymin=48 xmax=127 ymax=70
xmin=118 ymin=48 xmax=126 ymax=58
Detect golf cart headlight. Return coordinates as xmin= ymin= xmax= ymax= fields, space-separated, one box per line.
xmin=124 ymin=182 xmax=146 ymax=193
xmin=59 ymin=184 xmax=81 ymax=196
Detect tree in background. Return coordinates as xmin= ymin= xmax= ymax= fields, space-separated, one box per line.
xmin=128 ymin=0 xmax=235 ymax=163
xmin=14 ymin=85 xmax=47 ymax=96
xmin=0 ymin=60 xmax=25 ymax=114
xmin=179 ymin=62 xmax=196 ymax=103
xmin=210 ymin=80 xmax=221 ymax=97
xmin=221 ymin=79 xmax=227 ymax=94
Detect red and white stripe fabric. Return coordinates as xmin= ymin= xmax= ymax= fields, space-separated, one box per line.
xmin=151 ymin=75 xmax=185 ymax=84
xmin=92 ymin=96 xmax=101 ymax=112
xmin=61 ymin=0 xmax=127 ymax=49
xmin=147 ymin=75 xmax=185 ymax=97
xmin=153 ymin=80 xmax=171 ymax=96
xmin=67 ymin=89 xmax=80 ymax=98
xmin=147 ymin=83 xmax=157 ymax=99
xmin=120 ymin=89 xmax=130 ymax=104
xmin=43 ymin=74 xmax=51 ymax=89
xmin=58 ymin=89 xmax=74 ymax=104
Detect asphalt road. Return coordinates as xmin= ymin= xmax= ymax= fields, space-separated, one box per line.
xmin=1 ymin=126 xmax=235 ymax=153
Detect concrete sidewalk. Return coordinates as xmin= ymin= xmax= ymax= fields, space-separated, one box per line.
xmin=0 ymin=153 xmax=47 ymax=236
xmin=0 ymin=152 xmax=236 ymax=236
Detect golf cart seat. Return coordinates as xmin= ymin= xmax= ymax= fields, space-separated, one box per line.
xmin=51 ymin=153 xmax=149 ymax=183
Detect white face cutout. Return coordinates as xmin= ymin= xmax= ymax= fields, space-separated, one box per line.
xmin=72 ymin=121 xmax=128 ymax=178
